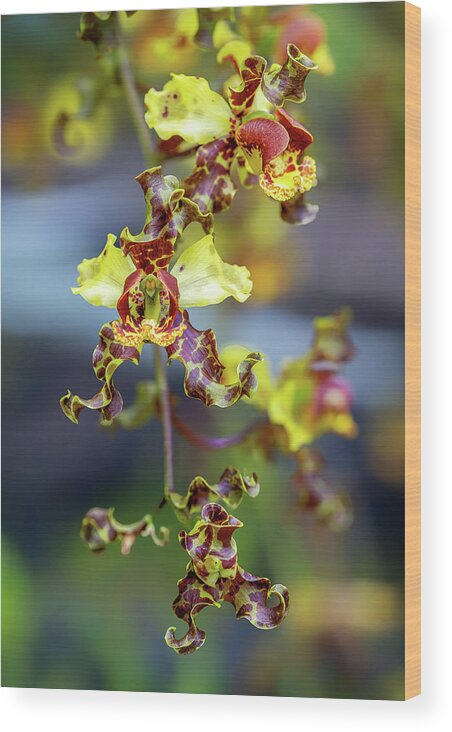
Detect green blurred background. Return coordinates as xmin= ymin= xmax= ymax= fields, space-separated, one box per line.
xmin=2 ymin=4 xmax=405 ymax=698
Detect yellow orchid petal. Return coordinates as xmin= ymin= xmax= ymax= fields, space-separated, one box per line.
xmin=212 ymin=19 xmax=237 ymax=49
xmin=268 ymin=363 xmax=358 ymax=452
xmin=144 ymin=74 xmax=234 ymax=146
xmin=268 ymin=377 xmax=315 ymax=452
xmin=174 ymin=8 xmax=199 ymax=40
xmin=260 ymin=152 xmax=317 ymax=202
xmin=71 ymin=234 xmax=135 ymax=308
xmin=217 ymin=39 xmax=253 ymax=72
xmin=173 ymin=234 xmax=252 ymax=308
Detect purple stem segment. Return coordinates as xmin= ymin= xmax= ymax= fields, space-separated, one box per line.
xmin=172 ymin=410 xmax=266 ymax=450
xmin=154 ymin=347 xmax=174 ymax=497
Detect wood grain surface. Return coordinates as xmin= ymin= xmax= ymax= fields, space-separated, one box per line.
xmin=404 ymin=1 xmax=421 ymax=701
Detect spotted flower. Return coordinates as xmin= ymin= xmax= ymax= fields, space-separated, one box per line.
xmin=220 ymin=308 xmax=357 ymax=454
xmin=168 ymin=466 xmax=260 ymax=523
xmin=166 ymin=503 xmax=289 ymax=654
xmin=80 ymin=506 xmax=169 ymax=553
xmin=144 ymin=43 xmax=317 ymax=215
xmin=268 ymin=360 xmax=357 ymax=453
xmin=60 ymin=167 xmax=262 ymax=424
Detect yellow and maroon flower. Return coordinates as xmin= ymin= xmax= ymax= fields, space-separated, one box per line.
xmin=220 ymin=308 xmax=357 ymax=454
xmin=80 ymin=506 xmax=169 ymax=553
xmin=236 ymin=107 xmax=316 ymax=201
xmin=165 ymin=503 xmax=289 ymax=654
xmin=60 ymin=167 xmax=261 ymax=424
xmin=168 ymin=466 xmax=259 ymax=523
xmin=219 ymin=311 xmax=357 ymax=530
xmin=144 ymin=43 xmax=318 ymax=216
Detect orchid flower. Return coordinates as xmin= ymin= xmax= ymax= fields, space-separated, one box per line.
xmin=166 ymin=503 xmax=289 ymax=654
xmin=220 ymin=308 xmax=357 ymax=454
xmin=144 ymin=43 xmax=318 ymax=216
xmin=267 ymin=359 xmax=357 ymax=453
xmin=168 ymin=466 xmax=260 ymax=523
xmin=294 ymin=447 xmax=353 ymax=531
xmin=60 ymin=166 xmax=262 ymax=424
xmin=80 ymin=467 xmax=259 ymax=558
xmin=80 ymin=506 xmax=169 ymax=553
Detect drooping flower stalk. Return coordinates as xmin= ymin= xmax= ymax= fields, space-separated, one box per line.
xmin=154 ymin=345 xmax=174 ymax=498
xmin=172 ymin=409 xmax=267 ymax=451
xmin=114 ymin=13 xmax=174 ymax=507
xmin=59 ymin=7 xmax=359 ymax=656
xmin=113 ymin=12 xmax=156 ymax=163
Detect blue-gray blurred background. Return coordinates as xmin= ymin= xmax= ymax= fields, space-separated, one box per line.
xmin=2 ymin=4 xmax=405 ymax=698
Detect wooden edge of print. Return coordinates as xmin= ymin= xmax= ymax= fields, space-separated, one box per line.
xmin=404 ymin=1 xmax=421 ymax=701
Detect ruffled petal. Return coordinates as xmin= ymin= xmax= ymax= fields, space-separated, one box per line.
xmin=235 ymin=117 xmax=289 ymax=175
xmin=224 ymin=566 xmax=289 ymax=629
xmin=178 ymin=503 xmax=241 ymax=586
xmin=228 ymin=55 xmax=267 ymax=117
xmin=166 ymin=503 xmax=290 ymax=654
xmin=262 ymin=43 xmax=318 ymax=107
xmin=120 ymin=167 xmax=213 ymax=273
xmin=116 ymin=269 xmax=144 ymax=323
xmin=144 ymin=74 xmax=234 ymax=145
xmin=183 ymin=136 xmax=237 ymax=214
xmin=165 ymin=310 xmax=262 ymax=407
xmin=259 ymin=151 xmax=317 ymax=202
xmin=71 ymin=234 xmax=135 ymax=308
xmin=275 ymin=107 xmax=314 ymax=154
xmin=165 ymin=569 xmax=222 ymax=655
xmin=60 ymin=321 xmax=142 ymax=424
xmin=169 ymin=467 xmax=259 ymax=522
xmin=219 ymin=344 xmax=274 ymax=411
xmin=173 ymin=234 xmax=252 ymax=307
xmin=157 ymin=134 xmax=195 ymax=158
xmin=217 ymin=38 xmax=253 ymax=74
xmin=80 ymin=507 xmax=169 ymax=553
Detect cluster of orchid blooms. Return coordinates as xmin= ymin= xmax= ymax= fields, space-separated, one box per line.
xmin=61 ymin=8 xmax=357 ymax=654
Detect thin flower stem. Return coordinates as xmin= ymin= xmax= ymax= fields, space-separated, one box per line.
xmin=113 ymin=15 xmax=174 ymax=505
xmin=154 ymin=346 xmax=175 ymax=497
xmin=113 ymin=13 xmax=155 ymax=164
xmin=172 ymin=410 xmax=267 ymax=450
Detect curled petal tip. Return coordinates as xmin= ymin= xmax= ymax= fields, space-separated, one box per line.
xmin=60 ymin=390 xmax=79 ymax=424
xmin=168 ymin=467 xmax=260 ymax=522
xmin=226 ymin=569 xmax=290 ymax=630
xmin=263 ymin=43 xmax=318 ymax=107
xmin=164 ymin=625 xmax=207 ymax=655
xmin=166 ymin=312 xmax=262 ymax=408
xmin=60 ymin=321 xmax=141 ymax=424
xmin=80 ymin=507 xmax=167 ymax=553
